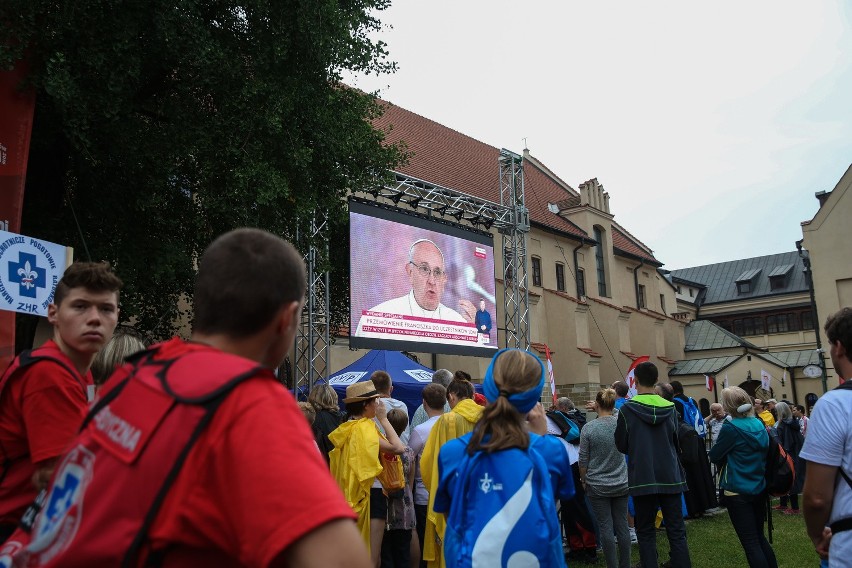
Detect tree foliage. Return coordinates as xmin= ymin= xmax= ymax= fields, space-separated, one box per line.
xmin=1 ymin=0 xmax=403 ymax=338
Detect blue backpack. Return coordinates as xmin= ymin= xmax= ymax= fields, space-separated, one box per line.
xmin=680 ymin=396 xmax=707 ymax=438
xmin=437 ymin=434 xmax=566 ymax=568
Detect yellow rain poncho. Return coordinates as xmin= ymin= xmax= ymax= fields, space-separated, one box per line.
xmin=328 ymin=418 xmax=383 ymax=552
xmin=420 ymin=398 xmax=484 ymax=568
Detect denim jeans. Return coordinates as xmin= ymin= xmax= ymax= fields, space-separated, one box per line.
xmin=724 ymin=492 xmax=778 ymax=568
xmin=588 ymin=493 xmax=631 ymax=568
xmin=633 ymin=493 xmax=691 ymax=568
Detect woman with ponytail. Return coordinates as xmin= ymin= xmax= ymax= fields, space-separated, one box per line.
xmin=432 ymin=349 xmax=575 ymax=567
xmin=579 ymin=388 xmax=630 ymax=568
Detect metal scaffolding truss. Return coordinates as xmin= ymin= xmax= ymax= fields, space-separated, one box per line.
xmin=362 ymin=171 xmax=518 ymax=231
xmin=293 ymin=212 xmax=330 ymax=398
xmin=498 ymin=149 xmax=530 ymax=350
xmin=294 ymin=151 xmax=531 ymax=391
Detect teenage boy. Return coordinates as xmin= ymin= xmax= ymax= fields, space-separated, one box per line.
xmin=615 ymin=361 xmax=691 ymax=568
xmin=9 ymin=229 xmax=369 ymax=567
xmin=0 ymin=262 xmax=121 ymax=542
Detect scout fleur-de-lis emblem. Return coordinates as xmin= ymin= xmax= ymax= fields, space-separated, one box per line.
xmin=17 ymin=261 xmax=37 ymax=290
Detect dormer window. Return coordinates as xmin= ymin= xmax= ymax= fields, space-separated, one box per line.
xmin=735 ymin=268 xmax=761 ymax=295
xmin=768 ymin=264 xmax=793 ymax=290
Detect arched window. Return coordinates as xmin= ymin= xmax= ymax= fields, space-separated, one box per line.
xmin=531 ymin=256 xmax=542 ymax=287
xmin=594 ymin=226 xmax=608 ymax=297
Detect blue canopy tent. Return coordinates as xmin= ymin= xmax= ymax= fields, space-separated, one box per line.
xmin=327 ymin=350 xmax=436 ymax=416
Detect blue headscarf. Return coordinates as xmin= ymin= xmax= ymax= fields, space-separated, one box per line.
xmin=482 ymin=348 xmax=546 ymax=414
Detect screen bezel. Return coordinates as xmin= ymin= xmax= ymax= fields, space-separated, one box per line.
xmin=348 ymin=198 xmax=499 ymax=358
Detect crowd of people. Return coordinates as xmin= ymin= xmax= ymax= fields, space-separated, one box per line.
xmin=0 ymin=227 xmax=848 ymax=567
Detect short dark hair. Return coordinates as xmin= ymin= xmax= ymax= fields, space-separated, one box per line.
xmin=422 ymin=383 xmax=447 ymax=410
xmin=193 ymin=229 xmax=306 ymax=338
xmin=454 ymin=370 xmax=472 ymax=382
xmin=612 ymin=381 xmax=629 ymax=398
xmin=825 ymin=307 xmax=852 ymax=360
xmin=634 ymin=361 xmax=658 ymax=388
xmin=387 ymin=409 xmax=408 ymax=437
xmin=371 ymin=370 xmax=392 ymax=394
xmin=795 ymin=404 xmax=806 ymax=414
xmin=53 ymin=262 xmax=122 ymax=307
xmin=447 ymin=378 xmax=474 ymax=400
xmin=345 ymin=399 xmax=369 ymax=417
xmin=669 ymin=380 xmax=684 ymax=395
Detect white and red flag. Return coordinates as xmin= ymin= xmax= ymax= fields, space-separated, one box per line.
xmin=705 ymin=374 xmax=715 ymax=392
xmin=545 ymin=344 xmax=557 ymax=406
xmin=625 ymin=355 xmax=650 ymax=398
xmin=760 ymin=369 xmax=773 ymax=391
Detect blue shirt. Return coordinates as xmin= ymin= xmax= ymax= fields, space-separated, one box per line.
xmin=435 ymin=433 xmax=572 ymax=567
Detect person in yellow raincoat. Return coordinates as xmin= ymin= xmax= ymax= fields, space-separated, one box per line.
xmin=329 ymin=380 xmax=405 ymax=567
xmin=420 ymin=378 xmax=484 ymax=568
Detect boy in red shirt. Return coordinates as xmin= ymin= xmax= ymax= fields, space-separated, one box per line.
xmin=0 ymin=262 xmax=121 ymax=541
xmin=8 ymin=229 xmax=369 ymax=568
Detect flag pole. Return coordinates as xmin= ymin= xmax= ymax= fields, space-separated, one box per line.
xmin=713 ymin=374 xmax=718 ymax=404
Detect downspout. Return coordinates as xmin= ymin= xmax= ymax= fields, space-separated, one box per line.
xmin=796 ymin=239 xmax=827 ymax=393
xmin=633 ymin=260 xmax=645 ymax=309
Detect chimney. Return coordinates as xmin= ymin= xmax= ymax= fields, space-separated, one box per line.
xmin=578 ymin=178 xmax=610 ymax=213
xmin=815 ymin=191 xmax=831 ymax=207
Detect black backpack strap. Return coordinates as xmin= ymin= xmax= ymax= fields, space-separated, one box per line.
xmin=123 ymin=365 xmax=265 ymax=567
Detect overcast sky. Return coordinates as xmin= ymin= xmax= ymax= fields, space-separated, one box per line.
xmin=344 ymin=1 xmax=852 ymax=270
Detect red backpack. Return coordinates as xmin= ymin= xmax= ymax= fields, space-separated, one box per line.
xmin=13 ymin=341 xmax=268 ymax=567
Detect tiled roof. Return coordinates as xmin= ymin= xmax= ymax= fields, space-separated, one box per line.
xmin=577 ymin=346 xmax=603 ymax=358
xmin=669 ymin=356 xmax=740 ymax=376
xmin=556 ymin=196 xmax=581 ymax=210
xmin=670 ymin=252 xmax=809 ymax=305
xmin=372 ymin=102 xmax=661 ymax=252
xmin=544 ymin=288 xmax=584 ymax=304
xmin=754 ymin=352 xmax=793 ymax=368
xmin=684 ymin=320 xmax=760 ymax=351
xmin=611 ymin=224 xmax=660 ymax=265
xmin=769 ymin=350 xmax=821 ymax=367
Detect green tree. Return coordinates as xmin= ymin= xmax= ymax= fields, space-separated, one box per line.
xmin=1 ymin=0 xmax=403 ymax=338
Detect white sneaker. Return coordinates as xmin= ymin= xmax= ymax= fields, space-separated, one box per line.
xmin=629 ymin=528 xmax=638 ymax=544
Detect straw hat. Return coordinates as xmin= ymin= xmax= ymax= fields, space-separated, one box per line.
xmin=343 ymin=380 xmax=382 ymax=403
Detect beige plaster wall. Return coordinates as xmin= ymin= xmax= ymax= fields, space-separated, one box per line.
xmin=802 ymin=164 xmax=852 ymax=384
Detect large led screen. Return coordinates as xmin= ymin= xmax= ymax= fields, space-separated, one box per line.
xmin=349 ymin=199 xmax=498 ymax=357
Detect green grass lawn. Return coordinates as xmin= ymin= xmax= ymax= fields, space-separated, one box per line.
xmin=618 ymin=504 xmax=817 ymax=568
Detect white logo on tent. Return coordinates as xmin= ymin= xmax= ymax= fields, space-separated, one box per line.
xmin=329 ymin=372 xmax=367 ymax=386
xmin=404 ymin=369 xmax=433 ymax=383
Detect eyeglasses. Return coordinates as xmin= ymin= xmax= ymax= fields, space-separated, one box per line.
xmin=409 ymin=262 xmax=447 ymax=280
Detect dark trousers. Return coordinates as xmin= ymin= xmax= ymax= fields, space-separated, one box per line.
xmin=415 ymin=503 xmax=428 ymax=568
xmin=380 ymin=528 xmax=412 ymax=568
xmin=633 ymin=493 xmax=691 ymax=568
xmin=724 ymin=493 xmax=778 ymax=568
xmin=779 ymin=493 xmax=799 ymax=510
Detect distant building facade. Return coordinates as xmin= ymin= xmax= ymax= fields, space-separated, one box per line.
xmin=800 ymin=164 xmax=852 ymax=387
xmin=330 ymin=101 xmax=686 ymax=403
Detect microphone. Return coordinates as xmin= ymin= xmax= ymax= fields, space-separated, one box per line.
xmin=464 ymin=265 xmax=495 ymax=304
